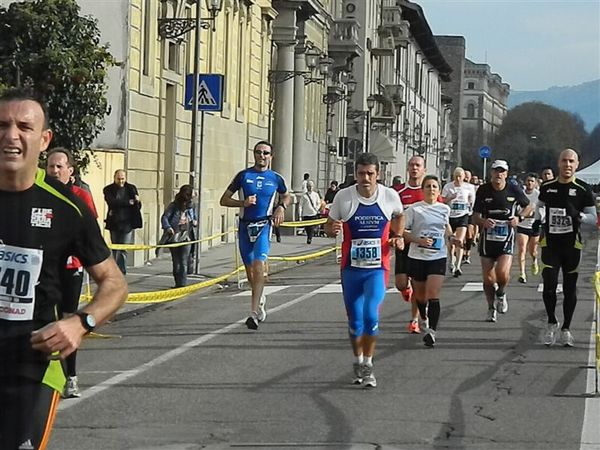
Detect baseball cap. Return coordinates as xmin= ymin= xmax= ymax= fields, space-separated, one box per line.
xmin=491 ymin=160 xmax=509 ymax=171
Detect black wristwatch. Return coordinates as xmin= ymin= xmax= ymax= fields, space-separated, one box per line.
xmin=75 ymin=311 xmax=96 ymax=334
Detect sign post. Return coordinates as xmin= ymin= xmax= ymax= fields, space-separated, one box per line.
xmin=479 ymin=145 xmax=492 ymax=181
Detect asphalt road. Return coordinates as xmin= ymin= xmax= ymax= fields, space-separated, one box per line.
xmin=50 ymin=236 xmax=600 ymax=450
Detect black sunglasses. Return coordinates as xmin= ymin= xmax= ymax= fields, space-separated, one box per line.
xmin=254 ymin=150 xmax=271 ymax=155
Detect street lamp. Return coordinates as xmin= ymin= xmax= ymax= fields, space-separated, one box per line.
xmin=158 ymin=0 xmax=223 ymax=274
xmin=366 ymin=95 xmax=376 ymax=153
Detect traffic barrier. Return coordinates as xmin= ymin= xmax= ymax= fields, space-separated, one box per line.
xmin=84 ymin=219 xmax=338 ymax=304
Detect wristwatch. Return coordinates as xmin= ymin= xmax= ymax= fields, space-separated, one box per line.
xmin=75 ymin=311 xmax=96 ymax=334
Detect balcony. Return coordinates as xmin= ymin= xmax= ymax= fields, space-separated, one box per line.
xmin=328 ymin=18 xmax=363 ymax=64
xmin=379 ymin=6 xmax=410 ymax=48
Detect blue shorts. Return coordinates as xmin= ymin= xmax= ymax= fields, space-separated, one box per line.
xmin=238 ymin=220 xmax=272 ymax=265
xmin=341 ymin=268 xmax=388 ymax=338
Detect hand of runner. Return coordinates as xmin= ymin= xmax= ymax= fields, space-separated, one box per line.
xmin=272 ymin=205 xmax=285 ymax=226
xmin=482 ymin=218 xmax=496 ymax=229
xmin=244 ymin=195 xmax=257 ymax=207
xmin=388 ymin=236 xmax=404 ymax=250
xmin=508 ymin=216 xmax=519 ymax=228
xmin=30 ymin=316 xmax=86 ymax=360
xmin=330 ymin=220 xmax=343 ymax=236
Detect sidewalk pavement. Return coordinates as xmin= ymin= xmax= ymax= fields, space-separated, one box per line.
xmin=105 ymin=232 xmax=338 ymax=318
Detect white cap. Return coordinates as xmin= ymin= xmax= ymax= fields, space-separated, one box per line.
xmin=491 ymin=160 xmax=509 ymax=171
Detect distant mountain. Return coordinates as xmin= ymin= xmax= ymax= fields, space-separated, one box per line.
xmin=508 ymin=79 xmax=600 ymax=132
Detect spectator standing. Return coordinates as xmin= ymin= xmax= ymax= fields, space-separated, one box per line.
xmin=301 ymin=172 xmax=310 ymax=193
xmin=299 ymin=180 xmax=322 ymax=244
xmin=161 ymin=185 xmax=197 ymax=288
xmin=324 ymin=180 xmax=339 ymax=204
xmin=103 ymin=170 xmax=143 ymax=274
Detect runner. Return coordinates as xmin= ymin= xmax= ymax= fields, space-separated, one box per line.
xmin=472 ymin=160 xmax=532 ymax=322
xmin=219 ymin=140 xmax=289 ymax=330
xmin=46 ymin=147 xmax=99 ymax=399
xmin=442 ymin=167 xmax=474 ymax=277
xmin=0 ymin=88 xmax=127 ymax=450
xmin=537 ymin=149 xmax=597 ymax=347
xmin=515 ymin=173 xmax=540 ymax=284
xmin=403 ymin=175 xmax=461 ymax=347
xmin=325 ymin=152 xmax=404 ymax=388
xmin=393 ymin=155 xmax=426 ymax=334
xmin=540 ymin=166 xmax=554 ymax=182
xmin=463 ymin=173 xmax=480 ymax=265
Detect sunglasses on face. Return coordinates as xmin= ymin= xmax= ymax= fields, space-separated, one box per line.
xmin=494 ymin=168 xmax=507 ymax=173
xmin=254 ymin=150 xmax=271 ymax=155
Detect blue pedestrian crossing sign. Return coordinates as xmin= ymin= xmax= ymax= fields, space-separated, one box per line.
xmin=184 ymin=73 xmax=224 ymax=111
xmin=479 ymin=145 xmax=492 ymax=159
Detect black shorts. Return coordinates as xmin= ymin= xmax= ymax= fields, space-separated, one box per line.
xmin=541 ymin=245 xmax=581 ymax=274
xmin=407 ymin=257 xmax=447 ymax=282
xmin=449 ymin=215 xmax=469 ymax=231
xmin=394 ymin=246 xmax=410 ymax=274
xmin=478 ymin=228 xmax=515 ymax=259
xmin=516 ymin=226 xmax=540 ymax=237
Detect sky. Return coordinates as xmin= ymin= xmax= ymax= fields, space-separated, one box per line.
xmin=416 ymin=0 xmax=600 ymax=91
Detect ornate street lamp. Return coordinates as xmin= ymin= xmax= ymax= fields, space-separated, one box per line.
xmin=365 ymin=95 xmax=376 ymax=153
xmin=158 ymin=0 xmax=223 ymax=39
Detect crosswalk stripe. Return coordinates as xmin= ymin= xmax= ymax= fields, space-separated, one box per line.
xmin=461 ymin=282 xmax=483 ymax=292
xmin=233 ymin=286 xmax=288 ymax=297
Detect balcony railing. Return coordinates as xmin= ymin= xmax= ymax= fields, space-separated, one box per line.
xmin=379 ymin=6 xmax=410 ymax=47
xmin=329 ymin=18 xmax=363 ymax=59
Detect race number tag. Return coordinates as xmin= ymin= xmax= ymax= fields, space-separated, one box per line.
xmin=418 ymin=233 xmax=443 ymax=256
xmin=0 ymin=244 xmax=43 ymax=321
xmin=451 ymin=202 xmax=467 ymax=211
xmin=486 ymin=220 xmax=509 ymax=242
xmin=350 ymin=238 xmax=381 ymax=268
xmin=548 ymin=208 xmax=573 ymax=234
xmin=246 ymin=220 xmax=269 ymax=243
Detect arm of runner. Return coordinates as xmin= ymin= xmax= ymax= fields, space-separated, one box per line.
xmin=324 ymin=217 xmax=343 ymax=237
xmin=389 ymin=213 xmax=405 ymax=250
xmin=473 ymin=212 xmax=494 ymax=229
xmin=30 ymin=257 xmax=127 ymax=360
xmin=578 ymin=205 xmax=598 ymax=226
xmin=272 ymin=191 xmax=290 ymax=226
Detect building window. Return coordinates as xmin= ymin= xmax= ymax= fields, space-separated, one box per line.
xmin=467 ymin=103 xmax=475 ymax=118
xmin=142 ymin=0 xmax=152 ymax=76
xmin=467 ymin=81 xmax=475 ymax=89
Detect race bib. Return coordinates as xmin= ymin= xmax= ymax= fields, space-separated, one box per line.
xmin=548 ymin=208 xmax=573 ymax=234
xmin=486 ymin=220 xmax=509 ymax=242
xmin=0 ymin=244 xmax=43 ymax=321
xmin=350 ymin=238 xmax=381 ymax=268
xmin=246 ymin=220 xmax=269 ymax=243
xmin=417 ymin=233 xmax=443 ymax=256
xmin=451 ymin=202 xmax=467 ymax=211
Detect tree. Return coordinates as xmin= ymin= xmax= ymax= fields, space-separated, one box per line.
xmin=0 ymin=0 xmax=114 ymax=171
xmin=494 ymin=102 xmax=588 ymax=176
xmin=582 ymin=123 xmax=600 ymax=167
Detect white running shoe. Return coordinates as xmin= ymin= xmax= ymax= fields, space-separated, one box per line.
xmin=560 ymin=329 xmax=574 ymax=347
xmin=63 ymin=376 xmax=81 ymax=398
xmin=362 ymin=364 xmax=377 ymax=388
xmin=543 ymin=322 xmax=560 ymax=346
xmin=423 ymin=328 xmax=436 ymax=347
xmin=486 ymin=309 xmax=497 ymax=323
xmin=495 ymin=292 xmax=508 ymax=314
xmin=257 ymin=295 xmax=267 ymax=322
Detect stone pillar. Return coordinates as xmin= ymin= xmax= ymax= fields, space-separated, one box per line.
xmin=292 ymin=47 xmax=307 ymax=192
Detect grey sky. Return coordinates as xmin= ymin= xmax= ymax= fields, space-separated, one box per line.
xmin=417 ymin=0 xmax=600 ymax=91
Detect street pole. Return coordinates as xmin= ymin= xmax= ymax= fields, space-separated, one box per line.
xmin=365 ymin=110 xmax=371 ymax=153
xmin=189 ymin=0 xmax=202 ymax=274
xmin=483 ymin=157 xmax=487 ymax=182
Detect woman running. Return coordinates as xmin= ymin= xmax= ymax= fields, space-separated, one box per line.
xmin=516 ymin=173 xmax=540 ymax=283
xmin=403 ymin=175 xmax=461 ymax=347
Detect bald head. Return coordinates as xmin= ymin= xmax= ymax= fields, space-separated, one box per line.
xmin=557 ymin=148 xmax=579 ymax=182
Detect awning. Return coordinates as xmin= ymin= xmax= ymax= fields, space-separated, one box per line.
xmin=577 ymin=159 xmax=600 ymax=184
xmin=369 ymin=131 xmax=397 ymax=162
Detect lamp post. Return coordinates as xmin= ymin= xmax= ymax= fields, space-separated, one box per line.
xmin=158 ymin=0 xmax=223 ymax=273
xmin=366 ymin=95 xmax=376 ymax=153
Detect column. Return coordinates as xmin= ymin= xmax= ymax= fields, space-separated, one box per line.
xmin=291 ymin=47 xmax=306 ymax=192
xmin=272 ymin=43 xmax=295 ymax=183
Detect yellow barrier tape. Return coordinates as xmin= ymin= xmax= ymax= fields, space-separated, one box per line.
xmin=270 ymin=246 xmax=339 ymax=262
xmin=110 ymin=229 xmax=235 ymax=251
xmin=280 ymin=218 xmax=327 ymax=227
xmin=594 ymin=271 xmax=600 ymax=301
xmin=595 ymin=272 xmax=600 ymax=370
xmin=87 ymin=331 xmax=122 ymax=339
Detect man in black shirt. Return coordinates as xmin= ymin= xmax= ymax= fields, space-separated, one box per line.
xmin=537 ymin=149 xmax=597 ymax=347
xmin=473 ymin=160 xmax=532 ymax=323
xmin=0 ymin=88 xmax=127 ymax=449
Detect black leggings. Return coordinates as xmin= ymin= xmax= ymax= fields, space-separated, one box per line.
xmin=541 ymin=246 xmax=581 ymax=329
xmin=0 ymin=377 xmax=60 ymax=450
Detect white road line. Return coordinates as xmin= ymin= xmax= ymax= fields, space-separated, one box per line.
xmin=58 ymin=286 xmax=327 ymax=411
xmin=537 ymin=283 xmax=563 ymax=293
xmin=580 ymin=317 xmax=600 ymax=449
xmin=461 ymin=282 xmax=483 ymax=292
xmin=233 ymin=285 xmax=288 ymax=297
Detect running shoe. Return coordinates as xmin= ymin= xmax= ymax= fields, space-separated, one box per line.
xmin=362 ymin=364 xmax=377 ymax=388
xmin=531 ymin=259 xmax=539 ymax=276
xmin=352 ymin=362 xmax=363 ymax=385
xmin=463 ymin=256 xmax=471 ymax=265
xmin=518 ymin=274 xmax=527 ymax=284
xmin=407 ymin=319 xmax=421 ymax=334
xmin=543 ymin=322 xmax=560 ymax=346
xmin=495 ymin=292 xmax=508 ymax=314
xmin=257 ymin=295 xmax=267 ymax=322
xmin=560 ymin=329 xmax=574 ymax=347
xmin=453 ymin=268 xmax=462 ymax=278
xmin=64 ymin=376 xmax=81 ymax=398
xmin=400 ymin=285 xmax=413 ymax=302
xmin=422 ymin=328 xmax=436 ymax=347
xmin=245 ymin=313 xmax=259 ymax=330
xmin=486 ymin=309 xmax=497 ymax=323
xmin=449 ymin=264 xmax=456 ymax=275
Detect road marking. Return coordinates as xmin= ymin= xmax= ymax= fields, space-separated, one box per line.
xmin=58 ymin=285 xmax=324 ymax=412
xmin=461 ymin=282 xmax=483 ymax=291
xmin=233 ymin=285 xmax=288 ymax=297
xmin=537 ymin=283 xmax=563 ymax=293
xmin=580 ymin=318 xmax=600 ymax=449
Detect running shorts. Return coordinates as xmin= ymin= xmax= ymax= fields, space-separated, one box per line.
xmin=516 ymin=226 xmax=540 ymax=237
xmin=449 ymin=215 xmax=469 ymax=231
xmin=407 ymin=257 xmax=447 ymax=282
xmin=238 ymin=220 xmax=272 ymax=265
